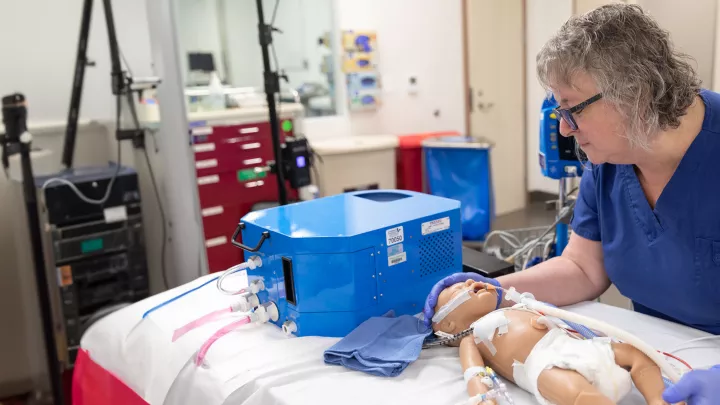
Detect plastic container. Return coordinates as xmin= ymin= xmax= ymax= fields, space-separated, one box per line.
xmin=396 ymin=131 xmax=460 ymax=192
xmin=309 ymin=135 xmax=399 ymax=196
xmin=422 ymin=135 xmax=494 ymax=241
xmin=205 ymin=71 xmax=226 ymax=111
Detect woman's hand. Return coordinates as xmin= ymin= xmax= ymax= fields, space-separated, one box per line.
xmin=663 ymin=365 xmax=720 ymax=405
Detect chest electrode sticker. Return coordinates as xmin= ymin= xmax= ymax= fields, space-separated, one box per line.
xmin=421 ymin=217 xmax=450 ymax=235
xmin=386 ymin=226 xmax=404 ymax=246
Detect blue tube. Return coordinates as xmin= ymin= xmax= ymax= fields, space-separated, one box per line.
xmin=142 ymin=276 xmax=219 ymax=319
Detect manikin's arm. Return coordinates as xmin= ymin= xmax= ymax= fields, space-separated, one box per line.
xmin=459 ymin=336 xmax=496 ymax=405
xmin=612 ymin=342 xmax=668 ymax=405
xmin=497 ymin=232 xmax=610 ymax=307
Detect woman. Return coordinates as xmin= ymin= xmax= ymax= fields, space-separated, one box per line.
xmin=424 ymin=4 xmax=718 ymax=404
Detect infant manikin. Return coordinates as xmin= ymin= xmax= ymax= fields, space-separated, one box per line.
xmin=432 ymin=280 xmax=669 ymax=405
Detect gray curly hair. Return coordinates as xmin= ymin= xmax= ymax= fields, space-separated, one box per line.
xmin=537 ymin=3 xmax=701 ymax=150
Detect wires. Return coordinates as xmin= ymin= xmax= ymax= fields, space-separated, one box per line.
xmin=42 ymin=94 xmax=123 ymax=204
xmin=124 ymin=88 xmax=170 ymax=290
xmin=668 ymin=336 xmax=720 ymax=355
xmin=661 ymin=351 xmax=693 ymax=371
xmin=270 ymin=0 xmax=280 ymax=25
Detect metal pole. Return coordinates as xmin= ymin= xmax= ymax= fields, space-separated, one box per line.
xmin=555 ymin=178 xmax=569 ymax=255
xmin=62 ymin=0 xmax=94 ymax=169
xmin=3 ymin=94 xmax=64 ymax=405
xmin=255 ymin=0 xmax=288 ymax=205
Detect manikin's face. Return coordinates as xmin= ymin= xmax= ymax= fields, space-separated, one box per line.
xmin=551 ymin=72 xmax=632 ymax=165
xmin=432 ymin=280 xmax=498 ymax=338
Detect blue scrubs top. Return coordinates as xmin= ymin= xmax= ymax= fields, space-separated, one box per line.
xmin=571 ymin=89 xmax=720 ymax=335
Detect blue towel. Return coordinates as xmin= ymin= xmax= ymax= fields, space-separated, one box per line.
xmin=323 ymin=312 xmax=433 ymax=377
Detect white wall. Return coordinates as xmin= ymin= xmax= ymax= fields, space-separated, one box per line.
xmin=175 ymin=0 xmax=226 ymax=83
xmin=637 ymin=0 xmax=717 ymax=89
xmin=525 ymin=0 xmax=573 ymax=194
xmin=715 ymin=0 xmax=720 ymax=91
xmin=333 ymin=0 xmax=466 ymax=137
xmin=0 ymin=0 xmax=153 ymax=124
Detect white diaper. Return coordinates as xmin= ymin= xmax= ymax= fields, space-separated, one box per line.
xmin=512 ymin=328 xmax=632 ymax=405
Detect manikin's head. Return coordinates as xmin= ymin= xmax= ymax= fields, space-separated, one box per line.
xmin=431 ymin=279 xmax=498 ymax=341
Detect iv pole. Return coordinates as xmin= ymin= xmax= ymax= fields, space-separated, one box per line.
xmin=255 ymin=0 xmax=289 ymax=205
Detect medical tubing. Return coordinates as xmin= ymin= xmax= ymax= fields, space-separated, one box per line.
xmin=217 ymin=257 xmax=261 ymax=295
xmin=506 ymin=289 xmax=682 ymax=382
xmin=195 ymin=315 xmax=252 ymax=366
xmin=172 ymin=306 xmax=232 ymax=342
xmin=142 ymin=276 xmax=220 ymax=319
xmin=668 ymin=336 xmax=720 ymax=354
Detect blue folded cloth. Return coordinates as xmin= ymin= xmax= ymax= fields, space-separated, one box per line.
xmin=323 ymin=312 xmax=433 ymax=377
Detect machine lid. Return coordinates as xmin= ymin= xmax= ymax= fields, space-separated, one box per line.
xmin=310 ymin=135 xmax=399 ymax=156
xmin=421 ymin=135 xmax=494 ymax=149
xmin=241 ymin=190 xmax=460 ymax=238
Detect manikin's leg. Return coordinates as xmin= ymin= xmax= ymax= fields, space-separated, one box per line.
xmin=537 ymin=367 xmax=615 ymax=405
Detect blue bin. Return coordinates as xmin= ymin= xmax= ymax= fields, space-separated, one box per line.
xmin=422 ymin=136 xmax=494 ymax=241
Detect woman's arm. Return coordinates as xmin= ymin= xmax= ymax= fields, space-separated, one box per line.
xmin=497 ymin=232 xmax=610 ymax=307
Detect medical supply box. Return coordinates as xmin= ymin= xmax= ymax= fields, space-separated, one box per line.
xmin=236 ymin=190 xmax=462 ymax=337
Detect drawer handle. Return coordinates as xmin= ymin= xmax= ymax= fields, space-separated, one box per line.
xmin=239 ymin=127 xmax=260 ymax=134
xmin=245 ymin=180 xmax=264 ymax=188
xmin=193 ymin=143 xmax=216 ymax=153
xmin=191 ymin=127 xmax=213 ymax=136
xmin=197 ymin=174 xmax=220 ymax=185
xmin=202 ymin=206 xmax=224 ymax=217
xmin=205 ymin=236 xmax=227 ymax=248
xmin=196 ymin=159 xmax=218 ymax=169
xmin=243 ymin=158 xmax=263 ymax=166
xmin=240 ymin=142 xmax=261 ymax=150
xmin=231 ymin=222 xmax=269 ymax=252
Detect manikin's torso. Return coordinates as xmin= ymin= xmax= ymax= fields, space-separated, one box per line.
xmin=473 ymin=309 xmax=549 ymax=383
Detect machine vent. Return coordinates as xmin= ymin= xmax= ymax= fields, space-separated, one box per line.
xmin=419 ymin=230 xmax=455 ymax=277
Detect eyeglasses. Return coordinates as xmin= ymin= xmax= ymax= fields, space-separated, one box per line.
xmin=553 ymin=93 xmax=602 ymax=131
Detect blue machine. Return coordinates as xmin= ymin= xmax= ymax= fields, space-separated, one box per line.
xmin=539 ymin=95 xmax=583 ymax=255
xmin=232 ymin=190 xmax=463 ymax=338
xmin=539 ymin=95 xmax=584 ymax=180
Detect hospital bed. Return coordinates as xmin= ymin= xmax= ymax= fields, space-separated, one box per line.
xmin=73 ymin=273 xmax=720 ymax=405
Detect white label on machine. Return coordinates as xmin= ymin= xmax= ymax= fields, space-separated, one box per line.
xmin=421 ymin=217 xmax=450 ymax=235
xmin=103 ymin=205 xmax=127 ymax=223
xmin=388 ymin=252 xmax=407 ymax=266
xmin=197 ymin=174 xmax=220 ymax=185
xmin=193 ymin=143 xmax=216 ymax=153
xmin=386 ymin=226 xmax=404 ymax=246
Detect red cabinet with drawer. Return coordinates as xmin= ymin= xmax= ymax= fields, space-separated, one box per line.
xmin=191 ymin=119 xmax=297 ymax=273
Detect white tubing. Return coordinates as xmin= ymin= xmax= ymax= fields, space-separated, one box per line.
xmin=216 ymin=256 xmax=263 ymax=295
xmin=505 ymin=288 xmax=682 ymax=383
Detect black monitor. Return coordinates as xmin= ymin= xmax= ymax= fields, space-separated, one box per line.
xmin=188 ymin=52 xmax=215 ymax=72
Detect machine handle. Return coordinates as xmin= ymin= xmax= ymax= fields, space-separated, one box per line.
xmin=231 ymin=222 xmax=270 ymax=252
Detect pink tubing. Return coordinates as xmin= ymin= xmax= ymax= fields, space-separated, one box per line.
xmin=172 ymin=306 xmax=233 ymax=342
xmin=195 ymin=316 xmax=251 ymax=366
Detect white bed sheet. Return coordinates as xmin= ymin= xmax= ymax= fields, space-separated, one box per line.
xmin=81 ymin=274 xmax=720 ymax=405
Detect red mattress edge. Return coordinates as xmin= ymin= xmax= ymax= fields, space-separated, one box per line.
xmin=72 ymin=348 xmax=148 ymax=405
